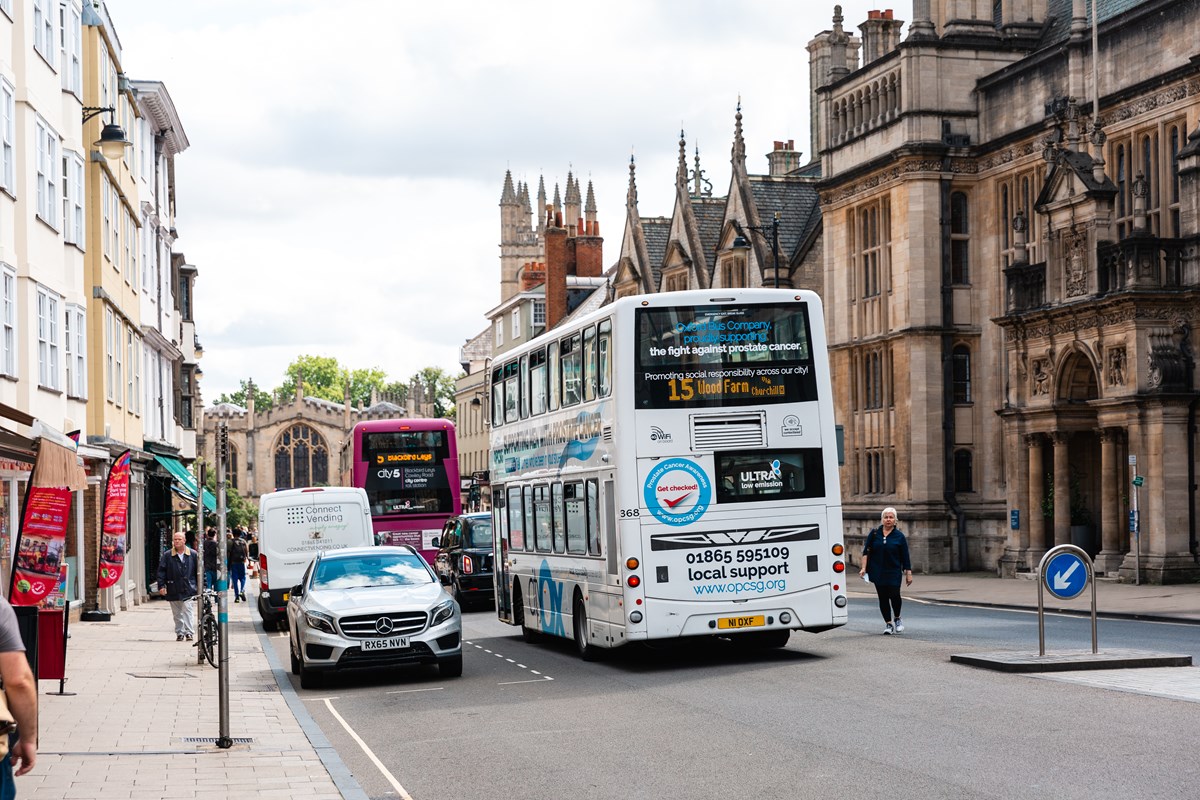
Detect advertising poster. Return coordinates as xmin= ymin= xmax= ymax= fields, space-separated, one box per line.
xmin=10 ymin=486 xmax=72 ymax=606
xmin=98 ymin=450 xmax=131 ymax=589
xmin=37 ymin=563 xmax=69 ymax=610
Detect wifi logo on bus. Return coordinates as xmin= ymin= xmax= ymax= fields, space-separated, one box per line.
xmin=650 ymin=426 xmax=672 ymax=443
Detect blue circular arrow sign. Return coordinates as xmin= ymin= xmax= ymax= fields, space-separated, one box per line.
xmin=1044 ymin=551 xmax=1088 ymax=600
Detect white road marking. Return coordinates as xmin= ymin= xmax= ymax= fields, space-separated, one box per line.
xmin=323 ymin=698 xmax=413 ymax=800
xmin=385 ymin=687 xmax=445 ymax=695
xmin=463 ymin=640 xmax=553 ymax=682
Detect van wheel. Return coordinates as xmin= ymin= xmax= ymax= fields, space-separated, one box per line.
xmin=573 ymin=597 xmax=602 ymax=662
xmin=513 ymin=584 xmax=539 ymax=643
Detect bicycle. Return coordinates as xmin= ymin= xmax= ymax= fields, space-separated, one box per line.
xmin=190 ymin=590 xmax=220 ymax=668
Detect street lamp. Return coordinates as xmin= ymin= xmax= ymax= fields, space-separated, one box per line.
xmin=731 ymin=211 xmax=783 ymax=288
xmin=82 ymin=106 xmax=132 ymax=163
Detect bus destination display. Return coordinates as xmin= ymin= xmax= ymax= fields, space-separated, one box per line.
xmin=636 ymin=303 xmax=818 ymax=409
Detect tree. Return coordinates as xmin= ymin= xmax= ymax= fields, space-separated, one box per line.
xmin=276 ymin=355 xmax=389 ymax=407
xmin=215 ymin=379 xmax=273 ymax=411
xmin=408 ymin=366 xmax=458 ymax=419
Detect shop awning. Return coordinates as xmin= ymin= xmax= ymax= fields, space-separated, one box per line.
xmin=154 ymin=455 xmax=217 ymax=512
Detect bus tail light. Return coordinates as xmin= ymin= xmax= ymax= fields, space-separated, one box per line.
xmin=626 ymin=557 xmax=639 ymax=569
xmin=832 ymin=543 xmax=844 ymax=556
xmin=462 ymin=555 xmax=474 ymax=574
xmin=833 ymin=561 xmax=845 ymax=573
xmin=259 ymin=555 xmax=268 ymax=590
xmin=627 ymin=575 xmax=641 ymax=588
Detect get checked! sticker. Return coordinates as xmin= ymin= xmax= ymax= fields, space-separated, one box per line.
xmin=643 ymin=458 xmax=712 ymax=526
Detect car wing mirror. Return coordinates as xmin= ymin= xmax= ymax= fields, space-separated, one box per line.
xmin=431 ymin=536 xmax=440 ymax=548
xmin=291 ymin=584 xmax=304 ymax=597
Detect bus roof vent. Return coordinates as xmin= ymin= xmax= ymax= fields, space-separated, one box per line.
xmin=690 ymin=412 xmax=766 ymax=451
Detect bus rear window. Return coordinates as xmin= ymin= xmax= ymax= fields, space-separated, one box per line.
xmin=636 ymin=303 xmax=818 ymax=409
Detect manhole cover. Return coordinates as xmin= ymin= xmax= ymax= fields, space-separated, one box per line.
xmin=181 ymin=737 xmax=254 ymax=744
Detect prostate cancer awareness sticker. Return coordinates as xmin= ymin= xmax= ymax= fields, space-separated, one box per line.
xmin=643 ymin=458 xmax=712 ymax=526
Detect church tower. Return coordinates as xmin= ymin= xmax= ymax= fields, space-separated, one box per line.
xmin=498 ymin=170 xmax=541 ymax=303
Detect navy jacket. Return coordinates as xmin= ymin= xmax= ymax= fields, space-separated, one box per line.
xmin=863 ymin=527 xmax=912 ymax=587
xmin=157 ymin=548 xmax=199 ymax=600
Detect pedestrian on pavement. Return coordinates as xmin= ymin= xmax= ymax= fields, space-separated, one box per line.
xmin=227 ymin=531 xmax=248 ymax=603
xmin=859 ymin=506 xmax=913 ymax=635
xmin=202 ymin=527 xmax=218 ymax=590
xmin=156 ymin=531 xmax=199 ymax=641
xmin=0 ymin=594 xmax=37 ymax=798
xmin=247 ymin=531 xmax=260 ymax=579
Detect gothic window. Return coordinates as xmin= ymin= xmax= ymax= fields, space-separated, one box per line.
xmin=1116 ymin=144 xmax=1127 ymax=236
xmin=954 ymin=449 xmax=974 ymax=493
xmin=950 ymin=192 xmax=970 ymax=284
xmin=952 ymin=345 xmax=972 ymax=404
xmin=663 ymin=270 xmax=688 ymax=292
xmin=274 ymin=423 xmax=329 ymax=491
xmin=998 ymin=170 xmax=1042 ymax=266
xmin=1169 ymin=124 xmax=1182 ymax=237
xmin=721 ymin=256 xmax=746 ymax=288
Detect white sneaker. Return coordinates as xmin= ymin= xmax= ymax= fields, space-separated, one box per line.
xmin=894 ymin=619 xmax=905 ymax=633
xmin=884 ymin=623 xmax=894 ymax=635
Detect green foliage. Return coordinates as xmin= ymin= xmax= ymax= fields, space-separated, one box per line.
xmin=215 ymin=379 xmax=273 ymax=411
xmin=411 ymin=366 xmax=458 ymax=419
xmin=201 ymin=465 xmax=257 ymax=529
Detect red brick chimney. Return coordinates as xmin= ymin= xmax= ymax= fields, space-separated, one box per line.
xmin=575 ymin=230 xmax=603 ymax=279
xmin=545 ymin=224 xmax=569 ymax=330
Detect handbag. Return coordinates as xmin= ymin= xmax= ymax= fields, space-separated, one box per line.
xmin=0 ymin=689 xmax=16 ymax=759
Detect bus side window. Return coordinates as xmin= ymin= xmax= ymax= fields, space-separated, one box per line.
xmin=533 ymin=485 xmax=551 ymax=552
xmin=523 ymin=485 xmax=536 ymax=553
xmin=552 ymin=482 xmax=566 ymax=553
xmin=507 ymin=486 xmax=524 ymax=550
xmin=504 ymin=361 xmax=520 ymax=424
xmin=586 ymin=479 xmax=600 ymax=555
xmin=565 ymin=482 xmax=586 ymax=554
xmin=491 ymin=365 xmax=505 ymax=427
xmin=583 ymin=325 xmax=597 ymax=402
xmin=519 ymin=354 xmax=530 ymax=419
xmin=548 ymin=340 xmax=561 ymax=411
xmin=562 ymin=332 xmax=582 ymax=406
xmin=530 ymin=347 xmax=547 ymax=415
xmin=598 ymin=319 xmax=612 ymax=398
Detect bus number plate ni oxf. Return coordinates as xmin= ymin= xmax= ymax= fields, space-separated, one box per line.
xmin=717 ymin=615 xmax=765 ymax=630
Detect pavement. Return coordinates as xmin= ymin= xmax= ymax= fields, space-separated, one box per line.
xmin=14 ymin=571 xmax=1199 ymax=798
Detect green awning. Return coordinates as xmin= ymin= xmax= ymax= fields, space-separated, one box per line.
xmin=154 ymin=455 xmax=217 ymax=512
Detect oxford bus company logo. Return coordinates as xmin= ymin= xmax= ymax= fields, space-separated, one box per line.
xmin=650 ymin=426 xmax=673 ymax=443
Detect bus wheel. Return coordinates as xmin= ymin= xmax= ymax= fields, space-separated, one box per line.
xmin=747 ymin=629 xmax=791 ymax=648
xmin=514 ymin=584 xmax=539 ymax=643
xmin=573 ymin=597 xmax=602 ymax=662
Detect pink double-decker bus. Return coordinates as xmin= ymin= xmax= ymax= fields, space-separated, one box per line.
xmin=343 ymin=419 xmax=461 ymax=565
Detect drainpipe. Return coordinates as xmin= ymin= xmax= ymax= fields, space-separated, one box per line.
xmin=1185 ymin=324 xmax=1199 ymax=563
xmin=940 ymin=172 xmax=967 ymax=571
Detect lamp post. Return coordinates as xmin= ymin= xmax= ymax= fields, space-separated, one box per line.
xmin=731 ymin=211 xmax=783 ymax=288
xmin=82 ymin=106 xmax=132 ymax=163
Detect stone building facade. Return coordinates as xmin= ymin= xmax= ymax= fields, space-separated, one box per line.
xmin=810 ymin=0 xmax=1200 ymax=582
xmin=201 ymin=383 xmax=429 ymax=505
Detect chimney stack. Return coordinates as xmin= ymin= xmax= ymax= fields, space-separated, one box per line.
xmin=767 ymin=139 xmax=801 ymax=176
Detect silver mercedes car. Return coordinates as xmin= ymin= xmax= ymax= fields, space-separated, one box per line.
xmin=286 ymin=545 xmax=462 ymax=688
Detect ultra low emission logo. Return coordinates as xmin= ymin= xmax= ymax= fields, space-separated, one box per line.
xmin=643 ymin=458 xmax=712 ymax=526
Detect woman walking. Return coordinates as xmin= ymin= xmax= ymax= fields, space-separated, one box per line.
xmin=859 ymin=507 xmax=912 ymax=634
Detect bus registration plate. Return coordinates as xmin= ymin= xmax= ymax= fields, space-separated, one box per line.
xmin=717 ymin=615 xmax=765 ymax=630
xmin=362 ymin=636 xmax=410 ymax=651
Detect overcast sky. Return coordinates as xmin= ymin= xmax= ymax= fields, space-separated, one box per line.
xmin=113 ymin=0 xmax=892 ymax=401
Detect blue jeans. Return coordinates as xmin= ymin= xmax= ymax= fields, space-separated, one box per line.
xmin=1 ymin=734 xmax=17 ymax=800
xmin=230 ymin=562 xmax=246 ymax=596
xmin=204 ymin=570 xmax=217 ymax=590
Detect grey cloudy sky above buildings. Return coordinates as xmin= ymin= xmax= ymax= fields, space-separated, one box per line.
xmin=115 ymin=0 xmax=885 ymax=400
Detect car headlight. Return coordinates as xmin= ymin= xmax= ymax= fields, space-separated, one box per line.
xmin=430 ymin=600 xmax=456 ymax=627
xmin=305 ymin=610 xmax=336 ymax=634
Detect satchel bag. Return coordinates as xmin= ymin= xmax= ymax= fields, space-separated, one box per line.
xmin=0 ymin=689 xmax=17 ymax=760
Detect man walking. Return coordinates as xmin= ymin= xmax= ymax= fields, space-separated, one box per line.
xmin=227 ymin=532 xmax=247 ymax=603
xmin=0 ymin=595 xmax=36 ymax=799
xmin=202 ymin=528 xmax=218 ymax=590
xmin=157 ymin=531 xmax=198 ymax=640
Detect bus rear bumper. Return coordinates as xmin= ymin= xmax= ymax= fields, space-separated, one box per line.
xmin=654 ymin=584 xmax=848 ymax=638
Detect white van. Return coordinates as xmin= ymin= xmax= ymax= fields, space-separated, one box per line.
xmin=257 ymin=486 xmax=374 ymax=629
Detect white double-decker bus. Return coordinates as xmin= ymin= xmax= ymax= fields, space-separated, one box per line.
xmin=489 ymin=288 xmax=847 ymax=658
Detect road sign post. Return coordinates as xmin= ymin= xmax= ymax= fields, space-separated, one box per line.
xmin=1036 ymin=544 xmax=1097 ymax=656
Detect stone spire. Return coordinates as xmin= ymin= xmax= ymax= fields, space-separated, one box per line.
xmin=731 ymin=101 xmax=746 ymax=167
xmin=499 ymin=170 xmax=517 ymax=204
xmin=536 ymin=175 xmax=547 ymax=234
xmin=584 ymin=180 xmax=597 ymax=225
xmin=677 ymin=129 xmax=688 ymax=191
xmin=518 ymin=180 xmax=533 ymax=232
xmin=693 ymin=145 xmax=712 ymax=197
xmin=829 ymin=6 xmax=850 ymax=81
xmin=565 ymin=169 xmax=582 ymax=227
xmin=627 ymin=154 xmax=639 ymax=211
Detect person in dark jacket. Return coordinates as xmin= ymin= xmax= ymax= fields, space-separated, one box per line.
xmin=227 ymin=532 xmax=248 ymax=603
xmin=202 ymin=528 xmax=218 ymax=590
xmin=859 ymin=507 xmax=913 ymax=635
xmin=157 ymin=531 xmax=199 ymax=641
